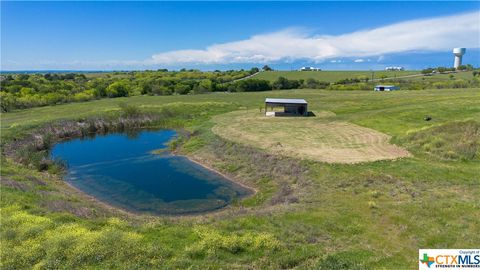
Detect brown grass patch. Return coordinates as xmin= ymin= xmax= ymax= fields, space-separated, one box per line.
xmin=212 ymin=110 xmax=410 ymax=163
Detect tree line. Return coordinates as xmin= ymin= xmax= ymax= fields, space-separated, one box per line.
xmin=0 ymin=69 xmax=258 ymax=112
xmin=1 ymin=66 xmax=479 ymax=112
xmin=222 ymin=70 xmax=480 ymax=92
xmin=421 ymin=64 xmax=474 ymax=75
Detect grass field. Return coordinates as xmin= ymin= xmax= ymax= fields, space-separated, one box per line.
xmin=212 ymin=110 xmax=410 ymax=163
xmin=252 ymin=70 xmax=420 ymax=82
xmin=1 ymin=88 xmax=480 ymax=269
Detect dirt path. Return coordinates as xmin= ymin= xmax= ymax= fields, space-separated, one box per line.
xmin=232 ymin=71 xmax=260 ymax=82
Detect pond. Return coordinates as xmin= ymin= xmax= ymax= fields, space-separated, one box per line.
xmin=51 ymin=129 xmax=252 ymax=215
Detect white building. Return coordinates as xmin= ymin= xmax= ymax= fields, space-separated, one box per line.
xmin=300 ymin=67 xmax=321 ymax=71
xmin=385 ymin=66 xmax=404 ymax=71
xmin=374 ymin=85 xmax=400 ymax=91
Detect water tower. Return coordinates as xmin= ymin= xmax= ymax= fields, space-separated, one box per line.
xmin=453 ymin=48 xmax=466 ymax=69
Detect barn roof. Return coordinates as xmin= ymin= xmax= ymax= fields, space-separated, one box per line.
xmin=265 ymin=98 xmax=308 ymax=104
xmin=375 ymin=85 xmax=397 ymax=88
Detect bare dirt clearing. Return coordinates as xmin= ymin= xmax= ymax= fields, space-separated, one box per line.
xmin=212 ymin=110 xmax=411 ymax=163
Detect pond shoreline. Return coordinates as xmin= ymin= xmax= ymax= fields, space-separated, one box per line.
xmin=51 ymin=131 xmax=256 ymax=217
xmin=63 ymin=177 xmax=239 ymax=218
xmin=4 ymin=113 xmax=256 ymax=217
xmin=62 ymin=180 xmax=139 ymax=217
xmin=179 ymin=154 xmax=258 ymax=195
xmin=59 ymin=152 xmax=255 ymax=218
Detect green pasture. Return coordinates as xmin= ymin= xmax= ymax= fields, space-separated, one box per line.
xmin=1 ymin=88 xmax=479 ymax=269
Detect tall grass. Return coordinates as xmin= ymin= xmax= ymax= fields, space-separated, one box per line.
xmin=402 ymin=120 xmax=480 ymax=161
xmin=4 ymin=113 xmax=159 ymax=170
xmin=2 ymin=102 xmax=233 ymax=171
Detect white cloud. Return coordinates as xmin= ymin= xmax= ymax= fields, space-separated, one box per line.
xmin=3 ymin=11 xmax=478 ymax=70
xmin=148 ymin=11 xmax=479 ymax=65
xmin=354 ymin=59 xmax=365 ymax=63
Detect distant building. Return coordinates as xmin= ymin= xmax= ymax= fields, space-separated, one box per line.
xmin=385 ymin=66 xmax=404 ymax=71
xmin=265 ymin=98 xmax=308 ymax=116
xmin=374 ymin=85 xmax=400 ymax=91
xmin=300 ymin=67 xmax=321 ymax=71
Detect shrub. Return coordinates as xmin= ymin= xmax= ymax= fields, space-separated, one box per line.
xmin=422 ymin=68 xmax=434 ymax=75
xmin=106 ymin=81 xmax=130 ymax=97
xmin=173 ymin=83 xmax=191 ymax=95
xmin=272 ymin=77 xmax=302 ymax=89
xmin=73 ymin=90 xmax=95 ymax=102
xmin=185 ymin=226 xmax=280 ymax=257
xmin=305 ymin=78 xmax=330 ymax=89
xmin=367 ymin=201 xmax=378 ymax=209
xmin=44 ymin=92 xmax=67 ymax=105
xmin=150 ymin=85 xmax=172 ymax=95
xmin=369 ymin=190 xmax=380 ymax=198
xmin=16 ymin=94 xmax=47 ymax=108
xmin=335 ymin=78 xmax=361 ymax=85
xmin=0 ymin=92 xmax=17 ymax=112
xmin=229 ymin=79 xmax=271 ymax=92
xmin=118 ymin=103 xmax=141 ymax=117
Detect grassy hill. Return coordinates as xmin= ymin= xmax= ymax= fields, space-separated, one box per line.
xmin=406 ymin=71 xmax=474 ymax=81
xmin=252 ymin=70 xmax=420 ymax=82
xmin=1 ymin=88 xmax=479 ymax=269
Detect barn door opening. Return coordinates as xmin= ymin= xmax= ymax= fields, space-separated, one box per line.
xmin=298 ymin=106 xmax=305 ymax=115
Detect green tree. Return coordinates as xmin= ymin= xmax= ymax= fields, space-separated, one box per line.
xmin=200 ymin=79 xmax=213 ymax=91
xmin=272 ymin=77 xmax=301 ymax=89
xmin=437 ymin=67 xmax=447 ymax=73
xmin=140 ymin=83 xmax=152 ymax=95
xmin=305 ymin=78 xmax=329 ymax=89
xmin=18 ymin=74 xmax=29 ymax=80
xmin=250 ymin=67 xmax=260 ymax=74
xmin=174 ymin=83 xmax=191 ymax=95
xmin=422 ymin=68 xmax=434 ymax=75
xmin=272 ymin=77 xmax=289 ymax=89
xmin=194 ymin=79 xmax=213 ymax=93
xmin=0 ymin=92 xmax=17 ymax=112
xmin=357 ymin=75 xmax=369 ymax=82
xmin=235 ymin=79 xmax=271 ymax=92
xmin=106 ymin=81 xmax=130 ymax=97
xmin=262 ymin=65 xmax=273 ymax=71
xmin=19 ymin=87 xmax=35 ymax=96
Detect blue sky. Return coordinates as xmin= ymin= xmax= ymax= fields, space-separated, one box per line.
xmin=1 ymin=1 xmax=479 ymax=70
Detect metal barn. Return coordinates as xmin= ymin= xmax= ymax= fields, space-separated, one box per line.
xmin=264 ymin=98 xmax=308 ymax=116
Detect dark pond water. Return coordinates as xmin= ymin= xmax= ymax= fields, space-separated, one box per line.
xmin=51 ymin=129 xmax=252 ymax=215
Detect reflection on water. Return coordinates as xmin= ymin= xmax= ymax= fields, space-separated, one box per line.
xmin=51 ymin=129 xmax=251 ymax=215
